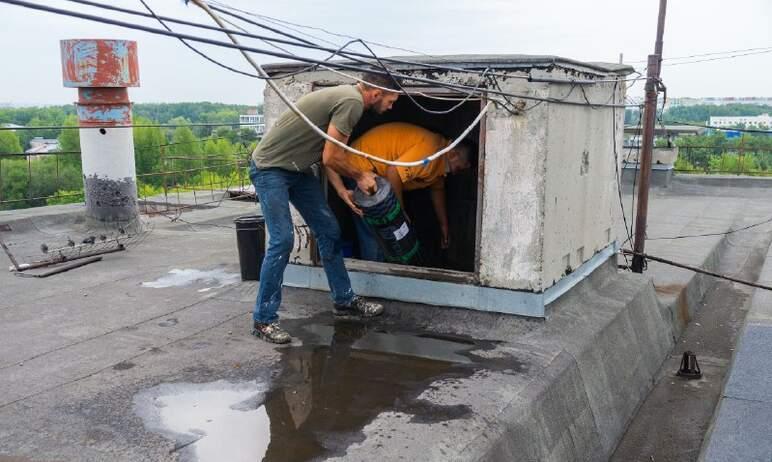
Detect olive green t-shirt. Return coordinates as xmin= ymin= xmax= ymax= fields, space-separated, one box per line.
xmin=252 ymin=85 xmax=364 ymax=172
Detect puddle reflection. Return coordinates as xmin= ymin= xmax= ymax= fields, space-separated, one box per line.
xmin=136 ymin=321 xmax=480 ymax=461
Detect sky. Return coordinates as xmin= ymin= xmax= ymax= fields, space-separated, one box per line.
xmin=0 ymin=0 xmax=770 ymax=106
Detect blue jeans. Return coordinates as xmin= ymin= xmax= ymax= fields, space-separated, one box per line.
xmin=342 ymin=177 xmax=384 ymax=262
xmin=249 ymin=162 xmax=355 ymax=324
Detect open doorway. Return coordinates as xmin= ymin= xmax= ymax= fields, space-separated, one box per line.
xmin=326 ymin=93 xmax=485 ymax=275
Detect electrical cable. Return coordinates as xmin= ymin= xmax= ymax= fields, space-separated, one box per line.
xmin=188 ymin=0 xmax=493 ymax=168
xmin=135 ymin=0 xmax=259 ymax=79
xmin=209 ymin=0 xmax=645 ymax=85
xmin=647 ymin=216 xmax=772 ymax=241
xmin=628 ymin=45 xmax=772 ymax=63
xmin=620 ymin=249 xmax=772 ymax=292
xmin=0 ymin=136 xmax=237 ymax=157
xmin=610 ymin=80 xmax=632 ymax=265
xmin=31 ymin=0 xmax=640 ymax=104
xmin=624 ymin=106 xmax=644 ymax=249
xmin=0 ymin=122 xmax=262 ymax=131
xmin=662 ymin=48 xmax=772 ymax=66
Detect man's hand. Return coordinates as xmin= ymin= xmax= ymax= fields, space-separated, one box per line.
xmin=339 ymin=189 xmax=363 ymax=216
xmin=440 ymin=224 xmax=450 ymax=249
xmin=356 ymin=170 xmax=378 ymax=195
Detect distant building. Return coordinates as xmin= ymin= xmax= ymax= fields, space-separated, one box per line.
xmin=669 ymin=97 xmax=772 ymax=108
xmin=25 ymin=137 xmax=60 ymax=157
xmin=709 ymin=113 xmax=771 ymax=129
xmin=239 ymin=110 xmax=265 ymax=135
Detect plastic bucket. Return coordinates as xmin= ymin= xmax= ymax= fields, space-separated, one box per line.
xmin=234 ymin=215 xmax=265 ymax=281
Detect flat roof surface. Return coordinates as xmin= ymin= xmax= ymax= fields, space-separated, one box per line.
xmin=2 ymin=180 xmax=772 ymax=461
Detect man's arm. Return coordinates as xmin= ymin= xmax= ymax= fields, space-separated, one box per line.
xmin=325 ymin=166 xmax=362 ymax=216
xmin=322 ymin=124 xmax=376 ymax=194
xmin=430 ymin=182 xmax=450 ymax=249
xmin=385 ymin=166 xmax=405 ymax=208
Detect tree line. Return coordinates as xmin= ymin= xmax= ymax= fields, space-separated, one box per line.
xmin=625 ymin=103 xmax=772 ymax=126
xmin=0 ymin=103 xmax=262 ymax=210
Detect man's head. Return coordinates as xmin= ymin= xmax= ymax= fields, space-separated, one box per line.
xmin=358 ymin=71 xmax=400 ymax=114
xmin=448 ymin=142 xmax=473 ymax=174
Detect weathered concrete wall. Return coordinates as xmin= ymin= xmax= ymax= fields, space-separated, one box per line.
xmin=541 ymin=81 xmax=622 ymax=288
xmin=478 ymin=78 xmax=548 ymax=291
xmin=456 ymin=263 xmax=675 ymax=462
xmin=262 ymin=79 xmax=316 ymax=265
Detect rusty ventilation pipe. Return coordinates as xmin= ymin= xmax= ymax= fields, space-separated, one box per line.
xmin=60 ymin=39 xmax=140 ymax=222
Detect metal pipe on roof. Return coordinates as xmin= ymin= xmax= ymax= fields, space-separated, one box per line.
xmin=60 ymin=39 xmax=141 ymax=222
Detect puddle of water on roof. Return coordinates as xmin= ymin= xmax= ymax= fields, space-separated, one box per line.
xmin=134 ymin=320 xmax=495 ymax=461
xmin=140 ymin=268 xmax=239 ymax=292
xmin=134 ymin=381 xmax=269 ymax=462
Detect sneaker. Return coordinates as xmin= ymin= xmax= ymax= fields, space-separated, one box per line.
xmin=252 ymin=322 xmax=291 ymax=344
xmin=333 ymin=295 xmax=384 ymax=319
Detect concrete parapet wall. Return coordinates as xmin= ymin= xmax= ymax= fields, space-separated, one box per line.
xmin=453 ymin=262 xmax=675 ymax=461
xmin=700 ymin=242 xmax=772 ymax=461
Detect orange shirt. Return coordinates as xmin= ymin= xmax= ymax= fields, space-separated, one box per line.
xmin=349 ymin=122 xmax=448 ymax=191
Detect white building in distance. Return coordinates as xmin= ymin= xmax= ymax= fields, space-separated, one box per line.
xmin=238 ymin=111 xmax=265 ymax=135
xmin=670 ymin=97 xmax=772 ymax=108
xmin=709 ymin=113 xmax=771 ymax=129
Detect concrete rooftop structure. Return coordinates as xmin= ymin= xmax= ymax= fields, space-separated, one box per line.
xmin=262 ymin=54 xmax=635 ymax=318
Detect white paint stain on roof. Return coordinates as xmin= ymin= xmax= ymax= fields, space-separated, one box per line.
xmin=141 ymin=268 xmax=240 ymax=292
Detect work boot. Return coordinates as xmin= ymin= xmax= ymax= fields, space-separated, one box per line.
xmin=334 ymin=295 xmax=384 ymax=319
xmin=252 ymin=322 xmax=291 ymax=344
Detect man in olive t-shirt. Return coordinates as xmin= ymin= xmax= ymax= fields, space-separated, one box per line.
xmin=248 ymin=73 xmax=400 ymax=344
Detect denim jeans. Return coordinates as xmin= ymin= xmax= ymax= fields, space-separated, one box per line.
xmin=249 ymin=162 xmax=354 ymax=324
xmin=342 ymin=177 xmax=384 ymax=262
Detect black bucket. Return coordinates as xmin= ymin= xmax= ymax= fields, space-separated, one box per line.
xmin=354 ymin=176 xmax=422 ymax=265
xmin=234 ymin=215 xmax=265 ymax=281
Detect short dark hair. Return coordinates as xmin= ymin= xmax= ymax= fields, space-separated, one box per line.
xmin=360 ymin=71 xmax=401 ymax=91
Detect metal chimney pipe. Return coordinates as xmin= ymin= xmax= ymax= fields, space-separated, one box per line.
xmin=60 ymin=39 xmax=140 ymax=222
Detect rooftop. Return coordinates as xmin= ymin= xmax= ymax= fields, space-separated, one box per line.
xmin=1 ymin=179 xmax=772 ymax=461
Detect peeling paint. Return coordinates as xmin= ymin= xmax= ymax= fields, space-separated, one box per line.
xmin=60 ymin=39 xmax=139 ymax=87
xmin=76 ymin=104 xmax=132 ymax=125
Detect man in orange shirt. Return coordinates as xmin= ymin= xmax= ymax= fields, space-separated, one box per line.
xmin=326 ymin=122 xmax=472 ymax=262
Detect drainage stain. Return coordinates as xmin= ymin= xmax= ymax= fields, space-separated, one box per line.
xmin=113 ymin=361 xmax=135 ymax=371
xmin=135 ymin=319 xmax=516 ymax=462
xmin=157 ymin=318 xmax=178 ymax=328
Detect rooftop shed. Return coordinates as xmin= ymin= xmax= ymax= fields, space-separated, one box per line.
xmin=261 ymin=54 xmax=634 ymax=317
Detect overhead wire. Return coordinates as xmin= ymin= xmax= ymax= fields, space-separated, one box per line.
xmin=140 ymin=0 xmax=485 ymax=117
xmin=620 ymin=249 xmax=772 ymax=292
xmin=662 ymin=48 xmax=772 ymax=66
xmin=647 ymin=216 xmax=772 ymax=241
xmin=187 ymin=0 xmax=492 ymax=168
xmin=610 ymin=80 xmax=633 ymax=265
xmin=209 ymin=0 xmax=646 ymax=85
xmin=2 ymin=0 xmax=636 ymax=109
xmin=628 ymin=45 xmax=772 ymax=63
xmin=0 ymin=122 xmax=261 ymax=131
xmin=60 ymin=0 xmax=640 ymax=88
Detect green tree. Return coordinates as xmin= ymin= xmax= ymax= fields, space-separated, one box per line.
xmin=57 ymin=115 xmax=82 ymax=171
xmin=0 ymin=130 xmax=23 ymax=153
xmin=133 ymin=116 xmax=166 ymax=186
